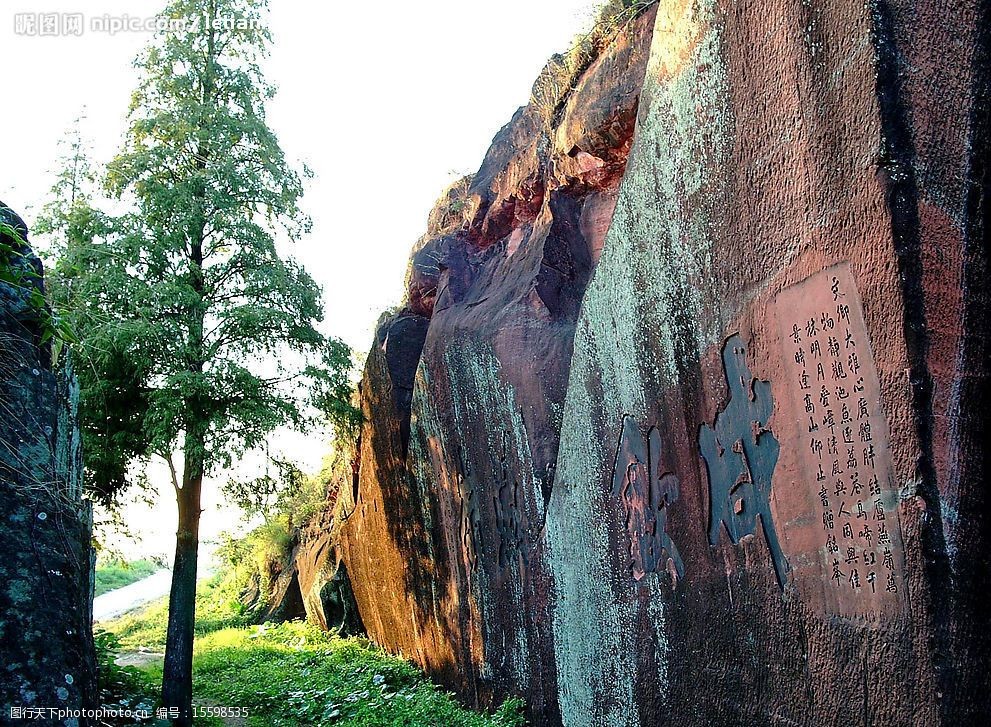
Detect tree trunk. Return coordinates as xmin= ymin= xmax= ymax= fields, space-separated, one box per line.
xmin=163 ymin=4 xmax=214 ymax=721
xmin=161 ymin=447 xmax=204 ymax=726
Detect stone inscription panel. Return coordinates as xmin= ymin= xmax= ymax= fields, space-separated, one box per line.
xmin=774 ymin=263 xmax=905 ymax=623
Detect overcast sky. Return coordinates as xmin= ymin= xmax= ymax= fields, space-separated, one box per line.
xmin=0 ymin=0 xmax=599 ymax=558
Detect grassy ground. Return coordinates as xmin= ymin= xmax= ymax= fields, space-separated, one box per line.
xmin=95 ymin=558 xmax=162 ymax=596
xmin=101 ymin=578 xmax=524 ymax=726
xmin=103 ymin=576 xmax=250 ymax=650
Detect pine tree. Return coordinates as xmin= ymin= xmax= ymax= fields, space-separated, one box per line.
xmin=47 ymin=1 xmax=357 ymax=721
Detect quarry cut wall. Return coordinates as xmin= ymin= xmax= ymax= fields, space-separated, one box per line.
xmin=335 ymin=1 xmax=991 ymax=724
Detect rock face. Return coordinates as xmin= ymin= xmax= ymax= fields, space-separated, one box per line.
xmin=0 ymin=203 xmax=96 ymax=722
xmin=260 ymin=514 xmax=365 ymax=637
xmin=340 ymin=1 xmax=991 ymax=725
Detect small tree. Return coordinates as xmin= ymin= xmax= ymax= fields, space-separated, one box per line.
xmin=48 ymin=0 xmax=357 ymax=721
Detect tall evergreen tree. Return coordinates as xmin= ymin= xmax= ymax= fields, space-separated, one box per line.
xmin=47 ymin=1 xmax=356 ymax=721
xmin=37 ymin=116 xmax=144 ymax=499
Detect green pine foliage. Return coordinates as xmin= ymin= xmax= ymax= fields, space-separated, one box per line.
xmin=42 ymin=0 xmax=360 ymax=504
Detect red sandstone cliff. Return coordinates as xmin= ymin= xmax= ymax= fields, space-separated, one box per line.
xmin=312 ymin=1 xmax=991 ymax=724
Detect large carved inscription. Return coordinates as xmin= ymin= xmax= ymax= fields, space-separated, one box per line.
xmin=700 ymin=334 xmax=788 ymax=588
xmin=612 ymin=416 xmax=685 ymax=581
xmin=774 ymin=263 xmax=905 ymax=622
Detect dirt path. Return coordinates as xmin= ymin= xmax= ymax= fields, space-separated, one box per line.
xmin=115 ymin=650 xmax=164 ymax=668
xmin=93 ymin=570 xmax=172 ymax=621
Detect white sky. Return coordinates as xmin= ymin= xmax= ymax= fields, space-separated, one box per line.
xmin=0 ymin=0 xmax=601 ymax=559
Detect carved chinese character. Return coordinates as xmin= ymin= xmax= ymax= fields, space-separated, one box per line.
xmin=826 ymin=533 xmax=839 ymax=553
xmin=849 ymin=568 xmax=861 ymax=589
xmin=831 ymin=276 xmax=845 ymax=301
xmin=869 ymin=474 xmax=881 ymax=497
xmin=847 ymin=447 xmax=858 ymax=470
xmin=859 ymin=422 xmax=872 ymax=443
xmin=613 ymin=416 xmax=684 ymax=581
xmin=700 ymin=335 xmax=788 ymax=588
xmin=831 ymin=559 xmax=845 ymax=585
xmin=874 ymin=498 xmax=886 ymax=521
xmin=863 ymin=444 xmax=876 ymax=469
xmin=848 ymin=351 xmax=861 ymax=374
xmin=883 ymin=547 xmax=895 ymax=570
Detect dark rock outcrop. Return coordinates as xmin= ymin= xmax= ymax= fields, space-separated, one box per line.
xmin=259 ymin=521 xmax=365 ymax=637
xmin=1 ymin=203 xmax=96 ymax=723
xmin=339 ymin=2 xmax=991 ymax=725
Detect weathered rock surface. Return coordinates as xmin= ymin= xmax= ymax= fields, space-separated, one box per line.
xmin=339 ymin=2 xmax=991 ymax=725
xmin=1 ymin=203 xmax=96 ymax=723
xmin=258 ymin=516 xmax=365 ymax=636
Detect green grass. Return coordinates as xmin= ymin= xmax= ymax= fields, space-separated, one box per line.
xmin=104 ymin=576 xmax=251 ymax=650
xmin=94 ymin=558 xmax=162 ymax=596
xmin=102 ymin=577 xmax=525 ymax=726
